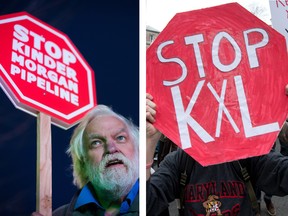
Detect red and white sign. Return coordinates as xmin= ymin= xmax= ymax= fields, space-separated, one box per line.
xmin=147 ymin=3 xmax=288 ymax=166
xmin=0 ymin=12 xmax=96 ymax=129
xmin=269 ymin=0 xmax=288 ymax=47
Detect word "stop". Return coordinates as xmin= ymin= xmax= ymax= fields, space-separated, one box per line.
xmin=157 ymin=28 xmax=280 ymax=149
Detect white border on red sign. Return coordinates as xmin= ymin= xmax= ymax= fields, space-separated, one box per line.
xmin=0 ymin=14 xmax=95 ymax=126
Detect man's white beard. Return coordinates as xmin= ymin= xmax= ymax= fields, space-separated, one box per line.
xmin=86 ymin=152 xmax=139 ymax=200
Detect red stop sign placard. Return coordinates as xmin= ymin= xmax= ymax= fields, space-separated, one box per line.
xmin=147 ymin=3 xmax=288 ymax=166
xmin=0 ymin=12 xmax=96 ymax=129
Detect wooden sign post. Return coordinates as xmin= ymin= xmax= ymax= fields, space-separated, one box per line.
xmin=37 ymin=112 xmax=52 ymax=215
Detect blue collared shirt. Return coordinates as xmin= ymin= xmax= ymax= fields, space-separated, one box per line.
xmin=75 ymin=179 xmax=139 ymax=214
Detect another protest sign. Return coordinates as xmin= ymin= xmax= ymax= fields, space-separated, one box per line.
xmin=269 ymin=0 xmax=288 ymax=48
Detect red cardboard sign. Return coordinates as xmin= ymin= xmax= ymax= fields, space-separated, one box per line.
xmin=147 ymin=3 xmax=288 ymax=166
xmin=0 ymin=12 xmax=96 ymax=129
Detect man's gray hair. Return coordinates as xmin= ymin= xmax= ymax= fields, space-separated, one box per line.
xmin=67 ymin=105 xmax=139 ymax=188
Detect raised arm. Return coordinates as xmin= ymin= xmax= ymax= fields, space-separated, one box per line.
xmin=146 ymin=93 xmax=162 ymax=180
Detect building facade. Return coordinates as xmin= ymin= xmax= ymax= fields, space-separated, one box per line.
xmin=146 ymin=25 xmax=160 ymax=48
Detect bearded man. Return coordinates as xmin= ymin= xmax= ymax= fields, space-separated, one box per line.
xmin=52 ymin=105 xmax=139 ymax=216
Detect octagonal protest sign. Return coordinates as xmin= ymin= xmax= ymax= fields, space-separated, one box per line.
xmin=147 ymin=3 xmax=288 ymax=166
xmin=0 ymin=12 xmax=96 ymax=129
xmin=269 ymin=0 xmax=288 ymax=47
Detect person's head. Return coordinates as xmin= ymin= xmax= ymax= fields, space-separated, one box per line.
xmin=68 ymin=105 xmax=139 ymax=199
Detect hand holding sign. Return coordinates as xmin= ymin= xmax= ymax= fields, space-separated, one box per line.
xmin=146 ymin=93 xmax=162 ymax=180
xmin=147 ymin=3 xmax=288 ymax=166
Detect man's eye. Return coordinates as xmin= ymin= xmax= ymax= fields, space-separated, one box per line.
xmin=117 ymin=135 xmax=126 ymax=142
xmin=91 ymin=140 xmax=103 ymax=147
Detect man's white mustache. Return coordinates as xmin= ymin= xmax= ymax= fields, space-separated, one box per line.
xmin=99 ymin=153 xmax=128 ymax=170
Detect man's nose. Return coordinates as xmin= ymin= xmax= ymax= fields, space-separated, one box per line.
xmin=105 ymin=139 xmax=118 ymax=154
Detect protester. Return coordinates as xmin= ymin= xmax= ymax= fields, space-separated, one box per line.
xmin=255 ymin=111 xmax=288 ymax=216
xmin=34 ymin=105 xmax=139 ymax=216
xmin=146 ymin=84 xmax=288 ymax=215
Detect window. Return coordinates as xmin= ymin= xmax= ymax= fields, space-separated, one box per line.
xmin=149 ymin=34 xmax=155 ymax=43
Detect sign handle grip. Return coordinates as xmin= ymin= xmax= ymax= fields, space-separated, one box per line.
xmin=36 ymin=112 xmax=52 ymax=215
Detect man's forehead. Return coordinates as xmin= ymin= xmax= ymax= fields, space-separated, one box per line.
xmin=85 ymin=115 xmax=129 ymax=135
xmin=86 ymin=127 xmax=129 ymax=139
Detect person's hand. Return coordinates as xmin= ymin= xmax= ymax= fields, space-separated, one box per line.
xmin=281 ymin=84 xmax=288 ymax=145
xmin=146 ymin=93 xmax=161 ymax=141
xmin=146 ymin=93 xmax=162 ymax=179
xmin=279 ymin=121 xmax=288 ymax=145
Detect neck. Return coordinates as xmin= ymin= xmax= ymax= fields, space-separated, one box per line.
xmin=92 ymin=184 xmax=129 ymax=209
xmin=101 ymin=199 xmax=122 ymax=215
xmin=104 ymin=202 xmax=122 ymax=216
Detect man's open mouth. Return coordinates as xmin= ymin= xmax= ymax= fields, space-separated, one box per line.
xmin=105 ymin=159 xmax=124 ymax=168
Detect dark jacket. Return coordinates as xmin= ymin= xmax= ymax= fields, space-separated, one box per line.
xmin=147 ymin=149 xmax=288 ymax=216
xmin=53 ymin=187 xmax=139 ymax=216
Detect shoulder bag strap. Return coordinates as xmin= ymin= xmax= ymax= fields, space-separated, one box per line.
xmin=177 ymin=150 xmax=194 ymax=216
xmin=232 ymin=160 xmax=258 ymax=213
